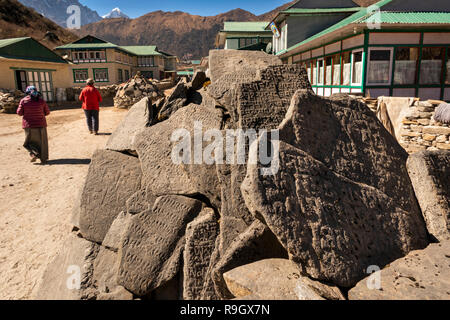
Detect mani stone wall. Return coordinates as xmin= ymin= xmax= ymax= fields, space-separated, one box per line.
xmin=399 ymin=100 xmax=450 ymax=153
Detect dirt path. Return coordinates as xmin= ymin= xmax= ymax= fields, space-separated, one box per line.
xmin=0 ymin=106 xmax=127 ymax=300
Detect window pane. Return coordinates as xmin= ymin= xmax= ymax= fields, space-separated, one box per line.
xmin=312 ymin=60 xmax=317 ymax=85
xmin=325 ymin=57 xmax=332 ymax=85
xmin=446 ymin=52 xmax=450 ymax=85
xmin=318 ymin=60 xmax=324 ymax=84
xmin=307 ymin=63 xmax=311 ymax=83
xmin=367 ymin=49 xmax=391 ymax=84
xmin=332 ymin=55 xmax=340 ymax=85
xmin=352 ymin=51 xmax=363 ymax=84
xmin=420 ymin=47 xmax=444 ymax=85
xmin=394 ymin=47 xmax=418 ymax=85
xmin=342 ymin=52 xmax=351 ymax=85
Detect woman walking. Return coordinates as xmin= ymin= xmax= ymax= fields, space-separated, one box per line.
xmin=79 ymin=78 xmax=102 ymax=135
xmin=17 ymin=86 xmax=50 ymax=164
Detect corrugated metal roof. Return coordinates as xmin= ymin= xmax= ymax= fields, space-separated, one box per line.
xmin=0 ymin=37 xmax=29 ymax=48
xmin=282 ymin=0 xmax=393 ymax=54
xmin=356 ymin=11 xmax=450 ymax=24
xmin=223 ymin=21 xmax=271 ymax=32
xmin=281 ymin=7 xmax=362 ymax=14
xmin=55 ymin=42 xmax=118 ymax=50
xmin=120 ymin=46 xmax=162 ymax=56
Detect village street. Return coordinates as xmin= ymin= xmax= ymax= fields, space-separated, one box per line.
xmin=0 ymin=106 xmax=127 ymax=299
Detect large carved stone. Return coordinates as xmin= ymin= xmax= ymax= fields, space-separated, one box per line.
xmin=36 ymin=233 xmax=99 ymax=300
xmin=135 ymin=104 xmax=223 ymax=208
xmin=241 ymin=90 xmax=429 ymax=288
xmin=407 ymin=151 xmax=450 ymax=241
xmin=224 ymin=259 xmax=345 ymax=300
xmin=208 ymin=49 xmax=281 ymax=83
xmin=118 ymin=195 xmax=202 ymax=296
xmin=157 ymin=81 xmax=188 ymax=121
xmin=349 ymin=242 xmax=450 ymax=300
xmin=183 ymin=208 xmax=219 ymax=300
xmin=106 ymin=97 xmax=151 ymax=153
xmin=77 ymin=150 xmax=142 ymax=244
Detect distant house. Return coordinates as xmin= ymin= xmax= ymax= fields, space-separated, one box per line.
xmin=55 ymin=35 xmax=177 ymax=85
xmin=269 ymin=0 xmax=450 ymax=100
xmin=215 ymin=22 xmax=273 ymax=50
xmin=0 ymin=37 xmax=71 ymax=102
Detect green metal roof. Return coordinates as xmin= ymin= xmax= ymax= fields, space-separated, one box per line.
xmin=223 ymin=21 xmax=272 ymax=32
xmin=55 ymin=42 xmax=118 ymax=50
xmin=0 ymin=37 xmax=67 ymax=63
xmin=282 ymin=0 xmax=393 ymax=54
xmin=280 ymin=7 xmax=362 ymax=14
xmin=177 ymin=70 xmax=194 ymax=76
xmin=356 ymin=11 xmax=450 ymax=24
xmin=0 ymin=37 xmax=30 ymax=48
xmin=120 ymin=45 xmax=162 ymax=56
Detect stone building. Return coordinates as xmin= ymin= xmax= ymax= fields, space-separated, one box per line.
xmin=54 ymin=35 xmax=177 ymax=85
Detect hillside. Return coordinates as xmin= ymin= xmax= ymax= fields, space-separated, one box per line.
xmin=0 ymin=0 xmax=78 ymax=47
xmin=18 ymin=0 xmax=102 ymax=27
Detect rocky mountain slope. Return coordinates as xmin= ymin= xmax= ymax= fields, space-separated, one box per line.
xmin=18 ymin=0 xmax=102 ymax=27
xmin=0 ymin=0 xmax=78 ymax=47
xmin=77 ymin=2 xmax=296 ymax=60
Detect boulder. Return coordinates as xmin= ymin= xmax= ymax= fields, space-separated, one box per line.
xmin=407 ymin=151 xmax=450 ymax=241
xmin=106 ymin=97 xmax=152 ymax=153
xmin=224 ymin=259 xmax=345 ymax=300
xmin=135 ymin=104 xmax=223 ymax=208
xmin=349 ymin=242 xmax=450 ymax=300
xmin=36 ymin=233 xmax=99 ymax=300
xmin=157 ymin=81 xmax=188 ymax=121
xmin=212 ymin=220 xmax=288 ymax=299
xmin=102 ymin=211 xmax=132 ymax=252
xmin=241 ymin=90 xmax=429 ymax=288
xmin=118 ymin=195 xmax=203 ymax=296
xmin=188 ymin=71 xmax=207 ymax=91
xmin=76 ymin=150 xmax=142 ymax=243
xmin=183 ymin=208 xmax=219 ymax=300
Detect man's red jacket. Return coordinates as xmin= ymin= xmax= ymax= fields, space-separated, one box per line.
xmin=79 ymin=85 xmax=102 ymax=110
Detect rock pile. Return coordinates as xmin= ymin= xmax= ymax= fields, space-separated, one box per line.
xmin=398 ymin=100 xmax=450 ymax=152
xmin=0 ymin=89 xmax=25 ymax=113
xmin=114 ymin=73 xmax=162 ymax=109
xmin=37 ymin=49 xmax=447 ymax=300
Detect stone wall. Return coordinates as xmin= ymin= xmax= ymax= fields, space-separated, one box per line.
xmin=398 ymin=100 xmax=450 ymax=153
xmin=0 ymin=89 xmax=25 ymax=113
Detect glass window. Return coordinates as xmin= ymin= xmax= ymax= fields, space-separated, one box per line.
xmin=352 ymin=50 xmax=363 ymax=84
xmin=306 ymin=61 xmax=312 ymax=84
xmin=94 ymin=69 xmax=109 ymax=82
xmin=394 ymin=47 xmax=419 ymax=85
xmin=125 ymin=70 xmax=130 ymax=81
xmin=325 ymin=56 xmax=332 ymax=85
xmin=118 ymin=69 xmax=123 ymax=83
xmin=420 ymin=47 xmax=444 ymax=85
xmin=367 ymin=49 xmax=392 ymax=85
xmin=318 ymin=59 xmax=324 ymax=84
xmin=74 ymin=69 xmax=88 ymax=83
xmin=342 ymin=52 xmax=351 ymax=85
xmin=332 ymin=54 xmax=340 ymax=85
xmin=311 ymin=60 xmax=317 ymax=85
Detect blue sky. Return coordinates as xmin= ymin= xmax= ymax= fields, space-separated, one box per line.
xmin=79 ymin=0 xmax=288 ymax=18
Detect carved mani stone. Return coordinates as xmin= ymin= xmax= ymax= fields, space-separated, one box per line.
xmin=135 ymin=104 xmax=223 ymax=208
xmin=106 ymin=97 xmax=151 ymax=153
xmin=241 ymin=90 xmax=429 ymax=288
xmin=407 ymin=151 xmax=450 ymax=241
xmin=118 ymin=195 xmax=202 ymax=296
xmin=242 ymin=140 xmax=429 ymax=288
xmin=77 ymin=150 xmax=142 ymax=244
xmin=183 ymin=208 xmax=219 ymax=300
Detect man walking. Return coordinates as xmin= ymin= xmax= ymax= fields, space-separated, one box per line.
xmin=79 ymin=78 xmax=102 ymax=134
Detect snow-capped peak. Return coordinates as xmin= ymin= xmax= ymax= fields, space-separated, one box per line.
xmin=102 ymin=8 xmax=129 ymax=19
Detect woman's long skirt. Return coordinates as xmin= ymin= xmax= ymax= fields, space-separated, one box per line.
xmin=23 ymin=127 xmax=49 ymax=162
